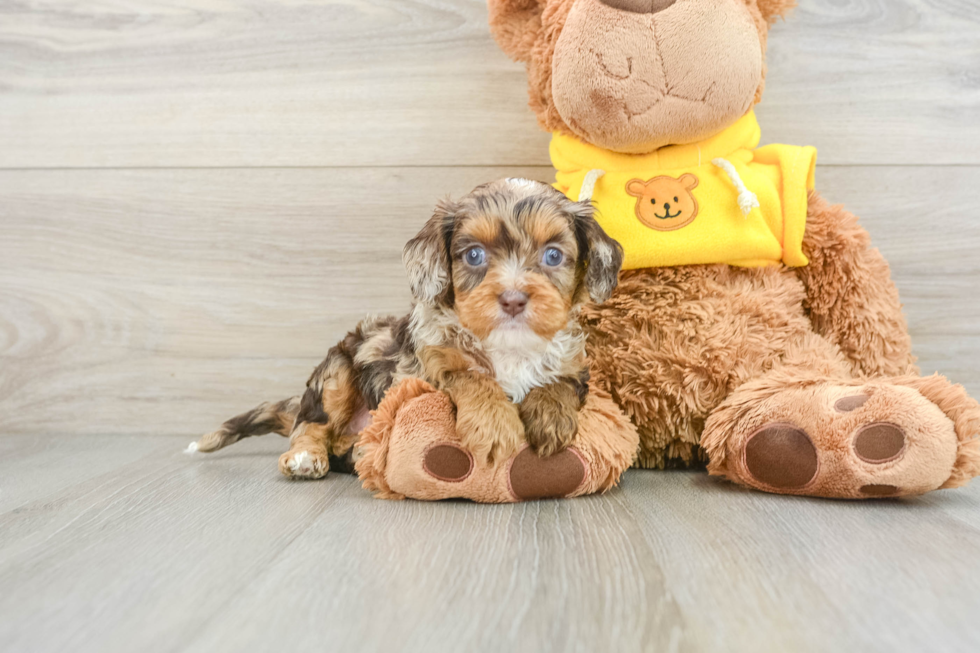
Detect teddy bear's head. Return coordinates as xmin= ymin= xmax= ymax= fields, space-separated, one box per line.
xmin=489 ymin=0 xmax=795 ymax=153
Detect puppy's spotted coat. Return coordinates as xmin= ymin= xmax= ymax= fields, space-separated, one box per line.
xmin=191 ymin=179 xmax=624 ymax=478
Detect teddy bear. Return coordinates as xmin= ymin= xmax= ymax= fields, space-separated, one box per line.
xmin=476 ymin=0 xmax=980 ymax=498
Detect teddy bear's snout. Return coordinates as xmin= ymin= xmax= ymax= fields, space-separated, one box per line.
xmin=598 ymin=0 xmax=676 ymax=14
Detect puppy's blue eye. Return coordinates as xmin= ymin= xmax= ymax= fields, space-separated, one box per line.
xmin=464 ymin=246 xmax=486 ymax=266
xmin=543 ymin=247 xmax=564 ymax=267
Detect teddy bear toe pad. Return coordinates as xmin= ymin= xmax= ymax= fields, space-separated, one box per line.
xmin=859 ymin=484 xmax=900 ymax=496
xmin=853 ymin=423 xmax=907 ymax=464
xmin=834 ymin=394 xmax=870 ymax=412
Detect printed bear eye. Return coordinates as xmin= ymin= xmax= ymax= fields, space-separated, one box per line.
xmin=464 ymin=246 xmax=486 ymax=266
xmin=650 ymin=198 xmax=656 ymax=205
xmin=674 ymin=196 xmax=679 ymax=202
xmin=543 ymin=247 xmax=564 ymax=267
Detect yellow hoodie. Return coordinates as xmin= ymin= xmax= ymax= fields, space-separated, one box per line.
xmin=551 ymin=112 xmax=816 ymax=270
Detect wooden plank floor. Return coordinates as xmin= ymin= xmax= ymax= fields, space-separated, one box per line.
xmin=1 ymin=1 xmax=979 ymax=651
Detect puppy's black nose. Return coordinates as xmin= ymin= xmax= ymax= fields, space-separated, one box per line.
xmin=499 ymin=290 xmax=529 ymax=317
xmin=598 ymin=0 xmax=676 ymax=15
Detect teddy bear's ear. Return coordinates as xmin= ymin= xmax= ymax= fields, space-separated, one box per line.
xmin=753 ymin=0 xmax=796 ymax=24
xmin=403 ymin=198 xmax=458 ymax=306
xmin=488 ymin=0 xmax=545 ymax=63
xmin=625 ymin=179 xmax=647 ymax=198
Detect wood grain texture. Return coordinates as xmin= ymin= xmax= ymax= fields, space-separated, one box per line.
xmin=1 ymin=166 xmax=978 ymax=439
xmin=1 ymin=435 xmax=979 ymax=653
xmin=0 ymin=0 xmax=979 ymax=168
xmin=618 ymin=470 xmax=980 ymax=653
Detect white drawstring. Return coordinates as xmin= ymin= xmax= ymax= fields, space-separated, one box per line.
xmin=579 ymin=169 xmax=605 ymax=202
xmin=712 ymin=157 xmax=759 ymax=215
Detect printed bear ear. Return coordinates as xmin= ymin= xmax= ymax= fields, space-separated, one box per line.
xmin=488 ymin=0 xmax=545 ymax=63
xmin=679 ymin=173 xmax=699 ymax=190
xmin=752 ymin=0 xmax=796 ymax=24
xmin=626 ymin=179 xmax=648 ymax=197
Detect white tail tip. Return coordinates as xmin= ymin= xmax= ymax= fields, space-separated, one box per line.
xmin=184 ymin=441 xmax=199 ymax=454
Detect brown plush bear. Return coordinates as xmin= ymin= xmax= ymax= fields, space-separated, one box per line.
xmin=488 ymin=0 xmax=980 ymax=497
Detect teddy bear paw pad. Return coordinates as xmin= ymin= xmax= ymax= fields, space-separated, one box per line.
xmin=509 ymin=448 xmax=587 ymax=500
xmin=743 ymin=423 xmax=819 ymax=490
xmin=423 ymin=444 xmax=473 ymax=482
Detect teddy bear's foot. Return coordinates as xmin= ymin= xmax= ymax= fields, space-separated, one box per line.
xmin=702 ymin=374 xmax=980 ymax=498
xmin=355 ymin=378 xmax=639 ymax=502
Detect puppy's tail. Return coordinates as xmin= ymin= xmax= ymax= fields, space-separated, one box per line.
xmin=186 ymin=397 xmax=300 ymax=454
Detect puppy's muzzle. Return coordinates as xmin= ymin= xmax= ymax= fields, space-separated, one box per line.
xmin=498 ymin=290 xmax=529 ymax=317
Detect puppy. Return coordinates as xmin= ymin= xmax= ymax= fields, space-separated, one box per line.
xmin=189 ymin=178 xmax=624 ymax=479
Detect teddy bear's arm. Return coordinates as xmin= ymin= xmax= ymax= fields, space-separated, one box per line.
xmin=796 ymin=190 xmax=916 ymax=377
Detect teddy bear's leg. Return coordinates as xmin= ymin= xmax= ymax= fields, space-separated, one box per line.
xmin=796 ymin=191 xmax=916 ymax=377
xmin=701 ymin=357 xmax=980 ymax=498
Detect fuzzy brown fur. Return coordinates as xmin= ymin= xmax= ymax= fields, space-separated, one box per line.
xmin=193 ymin=179 xmax=624 ymax=479
xmin=488 ymin=0 xmax=980 ymax=496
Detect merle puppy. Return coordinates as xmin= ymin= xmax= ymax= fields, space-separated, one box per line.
xmin=189 ymin=179 xmax=623 ymax=479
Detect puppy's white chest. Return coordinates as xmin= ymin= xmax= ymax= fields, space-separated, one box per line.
xmin=489 ymin=347 xmax=553 ymax=403
xmin=483 ymin=327 xmax=569 ymax=403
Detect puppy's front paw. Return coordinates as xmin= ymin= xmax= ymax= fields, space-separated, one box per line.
xmin=520 ymin=394 xmax=579 ymax=458
xmin=279 ymin=448 xmax=329 ymax=480
xmin=456 ymin=400 xmax=525 ymax=465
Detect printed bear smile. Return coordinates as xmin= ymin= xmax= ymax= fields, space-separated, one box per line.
xmin=654 ymin=209 xmax=681 ymax=220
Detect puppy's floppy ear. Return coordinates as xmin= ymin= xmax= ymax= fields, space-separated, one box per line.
xmin=569 ymin=201 xmax=624 ymax=304
xmin=403 ymin=198 xmax=458 ymax=305
xmin=488 ymin=0 xmax=544 ymax=62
